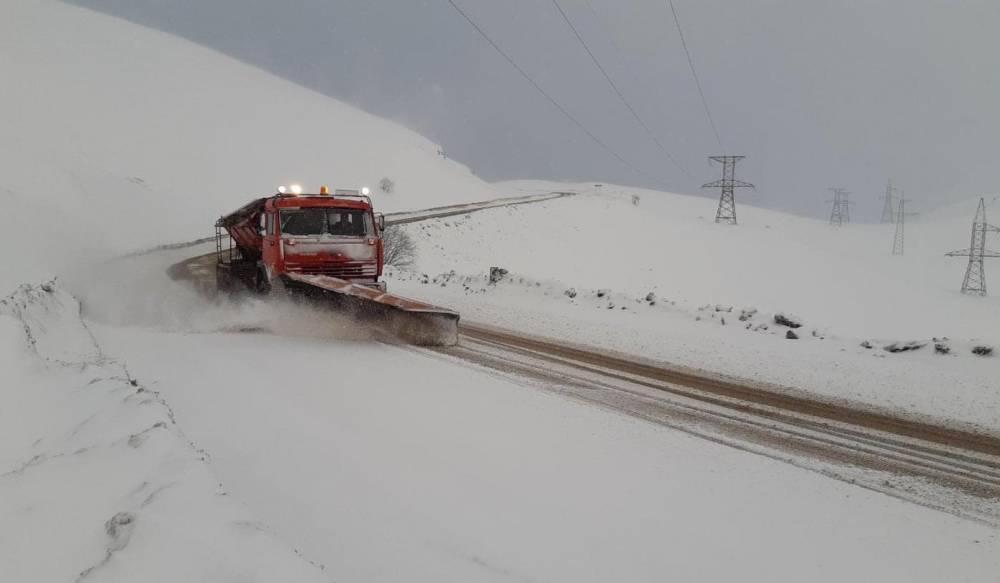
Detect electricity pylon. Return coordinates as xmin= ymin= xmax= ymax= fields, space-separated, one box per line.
xmin=891 ymin=194 xmax=916 ymax=255
xmin=880 ymin=180 xmax=897 ymax=224
xmin=827 ymin=188 xmax=852 ymax=226
xmin=702 ymin=156 xmax=753 ymax=225
xmin=946 ymin=198 xmax=1000 ymax=295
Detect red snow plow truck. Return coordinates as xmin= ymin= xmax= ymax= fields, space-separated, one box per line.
xmin=215 ymin=185 xmax=458 ymax=345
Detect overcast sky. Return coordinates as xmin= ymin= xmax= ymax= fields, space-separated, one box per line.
xmin=69 ymin=0 xmax=1000 ymax=219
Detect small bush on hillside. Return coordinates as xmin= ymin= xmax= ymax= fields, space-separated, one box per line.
xmin=383 ymin=226 xmax=416 ymax=268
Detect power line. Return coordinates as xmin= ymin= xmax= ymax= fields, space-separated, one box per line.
xmin=443 ymin=0 xmax=668 ymax=186
xmin=665 ymin=0 xmax=724 ymax=151
xmin=581 ymin=0 xmax=641 ymax=87
xmin=549 ymin=0 xmax=690 ymax=178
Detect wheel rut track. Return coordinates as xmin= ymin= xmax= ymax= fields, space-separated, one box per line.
xmin=426 ymin=323 xmax=1000 ymax=525
xmin=458 ymin=324 xmax=1000 ymax=458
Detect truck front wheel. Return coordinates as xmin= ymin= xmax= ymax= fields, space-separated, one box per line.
xmin=254 ymin=267 xmax=272 ymax=294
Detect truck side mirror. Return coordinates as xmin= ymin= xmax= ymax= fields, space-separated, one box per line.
xmin=376 ymin=213 xmax=385 ymax=232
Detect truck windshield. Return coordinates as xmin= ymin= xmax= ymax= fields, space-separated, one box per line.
xmin=280 ymin=208 xmax=371 ymax=237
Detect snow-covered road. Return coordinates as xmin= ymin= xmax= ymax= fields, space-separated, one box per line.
xmin=95 ymin=322 xmax=1000 ymax=582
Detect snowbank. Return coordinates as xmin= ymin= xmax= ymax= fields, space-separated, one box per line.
xmin=0 ymin=283 xmax=327 ymax=581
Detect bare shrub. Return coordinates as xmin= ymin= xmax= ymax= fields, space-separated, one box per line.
xmin=379 ymin=177 xmax=395 ymax=194
xmin=383 ymin=226 xmax=416 ymax=267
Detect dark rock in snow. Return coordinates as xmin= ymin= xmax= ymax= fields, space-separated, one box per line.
xmin=774 ymin=313 xmax=802 ymax=329
xmin=105 ymin=511 xmax=136 ymax=552
xmin=488 ymin=267 xmax=508 ymax=284
xmin=934 ymin=343 xmax=951 ymax=355
xmin=645 ymin=292 xmax=656 ymax=303
xmin=564 ymin=288 xmax=578 ymax=299
xmin=738 ymin=308 xmax=757 ymax=321
xmin=883 ymin=341 xmax=926 ymax=353
xmin=860 ymin=341 xmax=873 ymax=349
xmin=596 ymin=289 xmax=610 ymax=298
xmin=972 ymin=345 xmax=994 ymax=357
xmin=785 ymin=330 xmax=799 ymax=340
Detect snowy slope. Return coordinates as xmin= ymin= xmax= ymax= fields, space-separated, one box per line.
xmin=387 ymin=183 xmax=1000 ymax=431
xmin=432 ymin=181 xmax=1000 ymax=342
xmin=0 ymin=0 xmax=495 ymax=295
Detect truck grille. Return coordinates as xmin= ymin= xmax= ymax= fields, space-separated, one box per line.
xmin=285 ymin=262 xmax=377 ymax=278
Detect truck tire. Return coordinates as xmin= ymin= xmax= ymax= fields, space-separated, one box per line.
xmin=254 ymin=267 xmax=272 ymax=295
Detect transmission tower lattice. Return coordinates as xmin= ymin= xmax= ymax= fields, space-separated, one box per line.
xmin=880 ymin=180 xmax=897 ymax=224
xmin=946 ymin=198 xmax=1000 ymax=295
xmin=827 ymin=188 xmax=853 ymax=226
xmin=702 ymin=156 xmax=753 ymax=225
xmin=891 ymin=194 xmax=917 ymax=255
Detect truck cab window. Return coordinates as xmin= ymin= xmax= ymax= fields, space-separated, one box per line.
xmin=280 ymin=209 xmax=371 ymax=237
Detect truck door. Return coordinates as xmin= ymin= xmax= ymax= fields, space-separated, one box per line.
xmin=261 ymin=210 xmax=281 ymax=280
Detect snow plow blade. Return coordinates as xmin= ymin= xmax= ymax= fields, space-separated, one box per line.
xmin=284 ymin=273 xmax=459 ymax=346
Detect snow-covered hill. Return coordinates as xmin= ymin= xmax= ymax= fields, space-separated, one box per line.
xmin=409 ymin=180 xmax=1000 ymax=341
xmin=0 ymin=0 xmax=495 ymax=294
xmin=387 ymin=182 xmax=1000 ymax=431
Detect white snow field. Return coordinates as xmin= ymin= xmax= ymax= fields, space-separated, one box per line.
xmin=2 ymin=1 xmax=1000 ymax=581
xmin=388 ymin=182 xmax=1000 ymax=433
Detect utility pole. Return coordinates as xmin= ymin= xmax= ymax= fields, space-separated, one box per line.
xmin=946 ymin=198 xmax=1000 ymax=295
xmin=891 ymin=194 xmax=916 ymax=255
xmin=880 ymin=179 xmax=897 ymax=224
xmin=827 ymin=188 xmax=852 ymax=226
xmin=702 ymin=156 xmax=753 ymax=225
